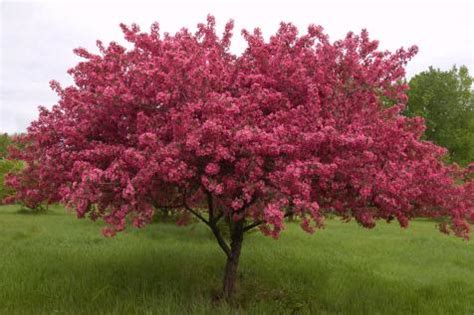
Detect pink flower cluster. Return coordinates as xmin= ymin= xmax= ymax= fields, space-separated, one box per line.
xmin=5 ymin=15 xmax=473 ymax=238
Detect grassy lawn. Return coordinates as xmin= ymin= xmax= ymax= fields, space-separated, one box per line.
xmin=0 ymin=204 xmax=473 ymax=314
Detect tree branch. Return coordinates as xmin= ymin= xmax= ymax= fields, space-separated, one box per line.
xmin=243 ymin=220 xmax=261 ymax=232
xmin=214 ymin=212 xmax=224 ymax=224
xmin=243 ymin=210 xmax=295 ymax=233
xmin=209 ymin=223 xmax=231 ymax=258
xmin=154 ymin=203 xmax=184 ymax=209
xmin=207 ymin=191 xmax=215 ymax=223
xmin=185 ymin=191 xmax=231 ymax=258
xmin=183 ymin=197 xmax=209 ymax=226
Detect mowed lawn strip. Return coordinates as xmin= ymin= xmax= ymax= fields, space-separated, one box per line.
xmin=0 ymin=204 xmax=473 ymax=314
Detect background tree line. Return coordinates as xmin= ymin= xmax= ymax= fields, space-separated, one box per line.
xmin=405 ymin=65 xmax=474 ymax=165
xmin=0 ymin=134 xmax=22 ymax=202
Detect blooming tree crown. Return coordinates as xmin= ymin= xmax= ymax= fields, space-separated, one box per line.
xmin=6 ymin=16 xmax=474 ymax=238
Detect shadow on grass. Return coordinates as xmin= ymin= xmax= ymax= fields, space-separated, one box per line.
xmin=14 ymin=205 xmax=65 ymax=216
xmin=15 ymin=208 xmax=48 ymax=215
xmin=0 ymin=203 xmax=67 ymax=216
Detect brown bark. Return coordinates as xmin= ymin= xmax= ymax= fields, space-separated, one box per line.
xmin=183 ymin=191 xmax=245 ymax=300
xmin=222 ymin=219 xmax=244 ymax=300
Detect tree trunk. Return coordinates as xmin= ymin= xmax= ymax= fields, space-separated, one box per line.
xmin=222 ymin=219 xmax=244 ymax=300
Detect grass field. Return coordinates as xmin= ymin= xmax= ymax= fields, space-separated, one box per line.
xmin=0 ymin=204 xmax=473 ymax=314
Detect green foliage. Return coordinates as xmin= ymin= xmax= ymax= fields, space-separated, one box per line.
xmin=0 ymin=159 xmax=23 ymax=202
xmin=0 ymin=133 xmax=12 ymax=159
xmin=1 ymin=204 xmax=473 ymax=314
xmin=0 ymin=133 xmax=23 ymax=202
xmin=0 ymin=133 xmax=27 ymax=205
xmin=0 ymin=133 xmax=24 ymax=202
xmin=405 ymin=65 xmax=474 ymax=165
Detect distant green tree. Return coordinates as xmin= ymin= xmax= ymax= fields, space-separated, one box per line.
xmin=0 ymin=159 xmax=23 ymax=202
xmin=0 ymin=133 xmax=23 ymax=202
xmin=0 ymin=133 xmax=12 ymax=159
xmin=405 ymin=66 xmax=474 ymax=165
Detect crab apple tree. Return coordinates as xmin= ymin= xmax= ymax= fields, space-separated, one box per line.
xmin=6 ymin=16 xmax=474 ymax=299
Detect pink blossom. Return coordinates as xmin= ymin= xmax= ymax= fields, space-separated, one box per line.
xmin=122 ymin=181 xmax=135 ymax=200
xmin=205 ymin=163 xmax=220 ymax=175
xmin=102 ymin=227 xmax=116 ymax=237
xmin=4 ymin=15 xmax=472 ymax=240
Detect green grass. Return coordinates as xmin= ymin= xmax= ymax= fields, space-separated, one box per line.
xmin=0 ymin=204 xmax=473 ymax=314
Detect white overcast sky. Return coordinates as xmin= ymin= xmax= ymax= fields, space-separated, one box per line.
xmin=1 ymin=0 xmax=473 ymax=134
